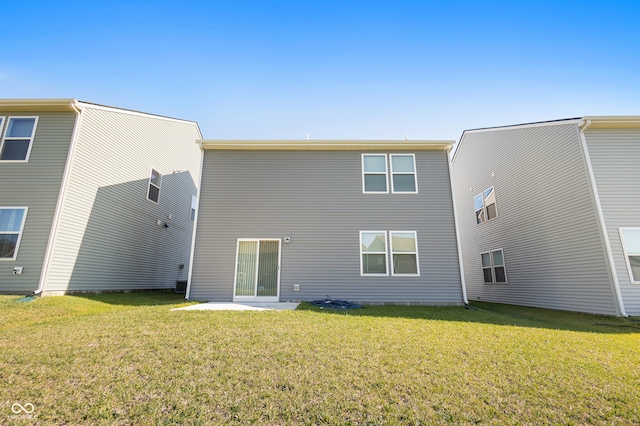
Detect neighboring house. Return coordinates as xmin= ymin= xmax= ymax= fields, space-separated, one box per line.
xmin=187 ymin=140 xmax=467 ymax=305
xmin=0 ymin=99 xmax=202 ymax=295
xmin=451 ymin=117 xmax=640 ymax=316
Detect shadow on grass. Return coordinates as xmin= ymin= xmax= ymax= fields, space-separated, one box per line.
xmin=296 ymin=301 xmax=640 ymax=335
xmin=73 ymin=290 xmax=189 ymax=307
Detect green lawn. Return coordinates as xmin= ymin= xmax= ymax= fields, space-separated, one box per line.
xmin=1 ymin=292 xmax=639 ymax=425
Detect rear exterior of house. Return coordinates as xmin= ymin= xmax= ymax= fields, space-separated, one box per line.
xmin=187 ymin=140 xmax=466 ymax=305
xmin=451 ymin=117 xmax=640 ymax=316
xmin=0 ymin=99 xmax=202 ymax=295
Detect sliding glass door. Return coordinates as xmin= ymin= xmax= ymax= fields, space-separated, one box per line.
xmin=234 ymin=239 xmax=281 ymax=301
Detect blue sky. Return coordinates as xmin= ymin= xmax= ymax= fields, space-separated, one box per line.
xmin=2 ymin=1 xmax=639 ymax=140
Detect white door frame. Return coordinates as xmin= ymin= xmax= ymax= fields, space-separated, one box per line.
xmin=233 ymin=238 xmax=281 ymax=302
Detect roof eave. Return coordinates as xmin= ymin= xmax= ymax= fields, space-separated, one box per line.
xmin=198 ymin=140 xmax=455 ymax=151
xmin=0 ymin=98 xmax=78 ymax=112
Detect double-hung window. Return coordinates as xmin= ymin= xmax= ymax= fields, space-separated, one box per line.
xmin=190 ymin=195 xmax=197 ymax=221
xmin=0 ymin=117 xmax=39 ymax=161
xmin=474 ymin=186 xmax=497 ymax=224
xmin=619 ymin=228 xmax=640 ymax=283
xmin=390 ymin=154 xmax=417 ymax=193
xmin=0 ymin=207 xmax=28 ymax=260
xmin=147 ymin=169 xmax=162 ymax=203
xmin=362 ymin=154 xmax=388 ymax=193
xmin=481 ymin=249 xmax=507 ymax=283
xmin=362 ymin=154 xmax=417 ymax=194
xmin=360 ymin=231 xmax=419 ymax=276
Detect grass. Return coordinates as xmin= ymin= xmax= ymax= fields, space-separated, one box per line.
xmin=1 ymin=292 xmax=639 ymax=425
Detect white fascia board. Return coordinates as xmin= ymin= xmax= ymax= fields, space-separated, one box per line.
xmin=199 ymin=140 xmax=455 ymax=151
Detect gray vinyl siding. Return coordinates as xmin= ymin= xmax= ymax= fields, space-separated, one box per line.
xmin=585 ymin=128 xmax=640 ymax=315
xmin=452 ymin=123 xmax=619 ymax=315
xmin=42 ymin=107 xmax=201 ymax=293
xmin=0 ymin=111 xmax=76 ymax=294
xmin=189 ymin=149 xmax=464 ymax=304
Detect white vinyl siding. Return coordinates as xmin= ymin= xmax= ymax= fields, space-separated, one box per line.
xmin=0 ymin=207 xmax=28 ymax=260
xmin=0 ymin=117 xmax=39 ymax=162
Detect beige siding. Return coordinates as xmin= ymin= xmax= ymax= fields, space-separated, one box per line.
xmin=189 ymin=149 xmax=464 ymax=304
xmin=585 ymin=128 xmax=640 ymax=315
xmin=0 ymin=111 xmax=76 ymax=294
xmin=452 ymin=123 xmax=619 ymax=315
xmin=42 ymin=106 xmax=201 ymax=293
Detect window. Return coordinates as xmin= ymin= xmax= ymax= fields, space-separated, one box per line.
xmin=390 ymin=154 xmax=417 ymax=193
xmin=362 ymin=154 xmax=388 ymax=193
xmin=360 ymin=231 xmax=419 ymax=276
xmin=620 ymin=228 xmax=640 ymax=283
xmin=360 ymin=231 xmax=388 ymax=275
xmin=0 ymin=208 xmax=28 ymax=260
xmin=190 ymin=195 xmax=197 ymax=221
xmin=481 ymin=249 xmax=507 ymax=283
xmin=147 ymin=169 xmax=161 ymax=203
xmin=0 ymin=117 xmax=38 ymax=161
xmin=474 ymin=186 xmax=497 ymax=224
xmin=390 ymin=231 xmax=419 ymax=275
xmin=362 ymin=153 xmax=418 ymax=194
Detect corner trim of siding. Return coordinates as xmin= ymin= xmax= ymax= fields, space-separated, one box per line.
xmin=579 ymin=121 xmax=628 ymax=317
xmin=448 ymin=156 xmax=468 ymax=303
xmin=36 ymin=106 xmax=83 ymax=295
xmin=185 ymin=145 xmax=206 ymax=300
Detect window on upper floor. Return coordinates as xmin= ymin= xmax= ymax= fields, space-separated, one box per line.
xmin=360 ymin=230 xmax=420 ymax=276
xmin=362 ymin=153 xmax=417 ymax=194
xmin=619 ymin=228 xmax=640 ymax=283
xmin=0 ymin=117 xmax=38 ymax=161
xmin=190 ymin=195 xmax=197 ymax=221
xmin=0 ymin=207 xmax=28 ymax=260
xmin=481 ymin=249 xmax=507 ymax=283
xmin=474 ymin=186 xmax=497 ymax=224
xmin=147 ymin=169 xmax=161 ymax=203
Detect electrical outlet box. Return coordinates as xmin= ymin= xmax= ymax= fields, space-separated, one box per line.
xmin=293 ymin=284 xmax=300 ymax=291
xmin=13 ymin=267 xmax=24 ymax=275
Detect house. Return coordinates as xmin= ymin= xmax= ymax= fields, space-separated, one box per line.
xmin=187 ymin=140 xmax=467 ymax=305
xmin=0 ymin=99 xmax=202 ymax=295
xmin=451 ymin=117 xmax=640 ymax=316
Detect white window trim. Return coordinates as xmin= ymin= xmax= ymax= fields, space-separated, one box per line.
xmin=389 ymin=154 xmax=418 ymax=194
xmin=232 ymin=238 xmax=281 ymax=302
xmin=481 ymin=248 xmax=507 ymax=284
xmin=619 ymin=228 xmax=640 ymax=284
xmin=0 ymin=207 xmax=28 ymax=261
xmin=147 ymin=168 xmax=162 ymax=203
xmin=362 ymin=154 xmax=389 ymax=194
xmin=389 ymin=230 xmax=420 ymax=276
xmin=360 ymin=231 xmax=389 ymax=276
xmin=474 ymin=186 xmax=498 ymax=225
xmin=0 ymin=116 xmax=39 ymax=162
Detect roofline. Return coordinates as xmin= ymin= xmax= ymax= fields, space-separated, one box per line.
xmin=0 ymin=99 xmax=200 ymax=133
xmin=198 ymin=140 xmax=455 ymax=151
xmin=582 ymin=116 xmax=640 ymax=129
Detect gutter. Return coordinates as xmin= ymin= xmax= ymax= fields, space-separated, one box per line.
xmin=578 ymin=119 xmax=629 ymax=317
xmin=184 ymin=141 xmax=206 ymax=300
xmin=34 ymin=100 xmax=83 ymax=295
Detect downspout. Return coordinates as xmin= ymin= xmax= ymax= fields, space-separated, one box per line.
xmin=579 ymin=119 xmax=628 ymax=316
xmin=34 ymin=100 xmax=83 ymax=295
xmin=184 ymin=141 xmax=206 ymax=300
xmin=448 ymin=147 xmax=469 ymax=304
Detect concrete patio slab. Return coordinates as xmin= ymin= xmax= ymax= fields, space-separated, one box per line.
xmin=172 ymin=302 xmax=300 ymax=311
